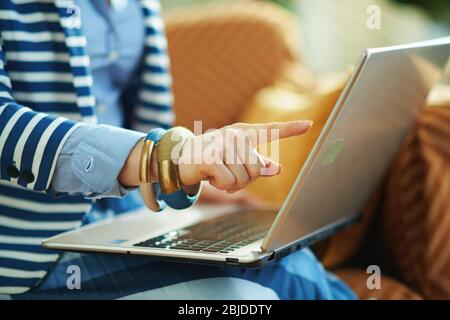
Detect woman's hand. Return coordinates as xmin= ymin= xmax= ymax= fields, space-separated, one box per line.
xmin=178 ymin=121 xmax=312 ymax=193
xmin=118 ymin=120 xmax=312 ymax=192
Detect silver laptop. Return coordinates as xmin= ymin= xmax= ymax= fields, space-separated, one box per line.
xmin=43 ymin=38 xmax=450 ymax=268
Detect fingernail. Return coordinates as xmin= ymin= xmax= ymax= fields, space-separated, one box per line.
xmin=301 ymin=120 xmax=314 ymax=128
xmin=261 ymin=162 xmax=280 ymax=176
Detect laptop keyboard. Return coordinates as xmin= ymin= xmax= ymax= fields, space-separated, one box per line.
xmin=133 ymin=210 xmax=275 ymax=254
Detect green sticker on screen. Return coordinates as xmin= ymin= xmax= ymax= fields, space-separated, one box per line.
xmin=321 ymin=139 xmax=345 ymax=166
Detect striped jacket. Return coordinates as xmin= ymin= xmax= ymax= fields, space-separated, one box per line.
xmin=0 ymin=0 xmax=173 ymax=295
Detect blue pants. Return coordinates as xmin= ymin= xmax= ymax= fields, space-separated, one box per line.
xmin=7 ymin=248 xmax=356 ymax=300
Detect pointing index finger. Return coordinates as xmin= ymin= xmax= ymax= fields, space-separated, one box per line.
xmin=233 ymin=120 xmax=313 ymax=145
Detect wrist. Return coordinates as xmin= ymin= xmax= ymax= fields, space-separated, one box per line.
xmin=118 ymin=139 xmax=159 ymax=187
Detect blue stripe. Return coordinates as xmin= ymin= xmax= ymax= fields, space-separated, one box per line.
xmin=0 ymin=20 xmax=62 ymax=33
xmin=0 ymin=258 xmax=55 ymax=272
xmin=18 ymin=102 xmax=79 ymax=113
xmin=0 ymin=3 xmax=58 ymax=15
xmin=10 ymin=81 xmax=75 ymax=93
xmin=78 ymin=106 xmax=95 ymax=117
xmin=0 ymin=243 xmax=62 ymax=255
xmin=0 ymin=276 xmax=42 ymax=288
xmin=34 ymin=120 xmax=76 ymax=191
xmin=144 ymin=64 xmax=168 ymax=74
xmin=0 ymin=110 xmax=34 ymax=179
xmin=2 ymin=40 xmax=68 ymax=53
xmin=0 ymin=205 xmax=86 ymax=222
xmin=5 ymin=61 xmax=72 ymax=73
xmin=138 ymin=100 xmax=171 ymax=112
xmin=0 ymin=225 xmax=67 ymax=238
xmin=141 ymin=82 xmax=171 ymax=93
xmin=147 ymin=46 xmax=166 ymax=55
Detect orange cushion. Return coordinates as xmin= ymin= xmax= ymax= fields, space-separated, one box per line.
xmin=380 ymin=100 xmax=450 ymax=299
xmin=335 ymin=268 xmax=423 ymax=300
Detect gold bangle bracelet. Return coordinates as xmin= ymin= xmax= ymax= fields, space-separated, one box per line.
xmin=139 ymin=139 xmax=162 ymax=212
xmin=157 ymin=127 xmax=201 ymax=195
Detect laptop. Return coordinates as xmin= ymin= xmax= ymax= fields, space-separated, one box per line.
xmin=43 ymin=38 xmax=450 ymax=268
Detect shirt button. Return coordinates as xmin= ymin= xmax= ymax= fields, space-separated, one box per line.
xmin=7 ymin=165 xmax=20 ymax=178
xmin=85 ymin=156 xmax=94 ymax=172
xmin=108 ymin=51 xmax=119 ymax=63
xmin=21 ymin=170 xmax=35 ymax=183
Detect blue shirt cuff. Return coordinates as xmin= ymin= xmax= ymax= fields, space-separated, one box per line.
xmin=51 ymin=124 xmax=145 ymax=198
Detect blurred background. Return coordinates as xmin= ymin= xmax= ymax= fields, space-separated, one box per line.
xmin=162 ymin=0 xmax=449 ymax=74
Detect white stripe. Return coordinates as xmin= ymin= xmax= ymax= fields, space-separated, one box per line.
xmin=13 ymin=91 xmax=77 ymax=103
xmin=77 ymin=96 xmax=95 ymax=108
xmin=144 ymin=15 xmax=164 ymax=30
xmin=10 ymin=113 xmax=47 ymax=185
xmin=70 ymin=55 xmax=90 ymax=67
xmin=1 ymin=31 xmax=65 ymax=43
xmin=139 ymin=90 xmax=173 ymax=106
xmin=145 ymin=54 xmax=169 ymax=68
xmin=28 ymin=117 xmax=68 ymax=190
xmin=0 ymin=215 xmax=81 ymax=231
xmin=142 ymin=0 xmax=161 ymax=12
xmin=55 ymin=0 xmax=77 ymax=8
xmin=0 ymin=10 xmax=59 ymax=24
xmin=0 ymin=91 xmax=13 ymax=100
xmin=73 ymin=75 xmax=93 ymax=87
xmin=81 ymin=114 xmax=97 ymax=124
xmin=0 ymin=107 xmax=30 ymax=159
xmin=146 ymin=34 xmax=167 ymax=49
xmin=135 ymin=106 xmax=174 ymax=124
xmin=0 ymin=75 xmax=12 ymax=88
xmin=5 ymin=51 xmax=69 ymax=62
xmin=0 ymin=194 xmax=91 ymax=213
xmin=9 ymin=71 xmax=73 ymax=83
xmin=0 ymin=267 xmax=46 ymax=279
xmin=0 ymin=287 xmax=29 ymax=295
xmin=0 ymin=235 xmax=42 ymax=245
xmin=66 ymin=36 xmax=87 ymax=47
xmin=142 ymin=73 xmax=172 ymax=86
xmin=0 ymin=250 xmax=59 ymax=263
xmin=10 ymin=72 xmax=91 ymax=87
